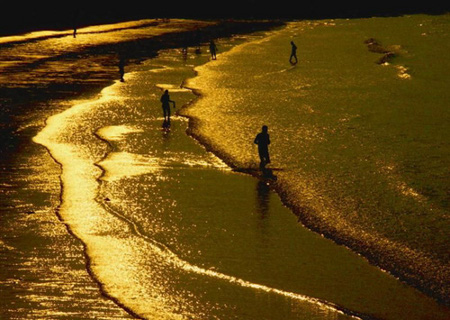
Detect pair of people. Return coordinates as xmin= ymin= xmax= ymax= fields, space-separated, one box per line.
xmin=250 ymin=42 xmax=297 ymax=168
xmin=160 ymin=90 xmax=272 ymax=171
xmin=252 ymin=43 xmax=297 ymax=168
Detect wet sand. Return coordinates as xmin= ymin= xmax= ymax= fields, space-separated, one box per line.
xmin=2 ymin=17 xmax=449 ymax=319
xmin=31 ymin=37 xmax=450 ymax=319
xmin=0 ymin=19 xmax=281 ymax=319
xmin=183 ymin=16 xmax=450 ymax=307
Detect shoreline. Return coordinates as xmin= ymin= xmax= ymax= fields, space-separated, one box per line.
xmin=37 ymin=125 xmax=147 ymax=320
xmin=94 ymin=125 xmax=367 ymax=319
xmin=179 ymin=59 xmax=449 ymax=307
xmin=0 ymin=19 xmax=284 ymax=319
xmin=40 ymin=67 xmax=448 ymax=319
xmin=2 ymin=4 xmax=449 ymax=37
xmin=2 ymin=17 xmax=448 ymax=318
xmin=33 ymin=70 xmax=364 ymax=320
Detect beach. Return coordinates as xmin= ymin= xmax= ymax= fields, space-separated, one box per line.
xmin=1 ymin=16 xmax=449 ymax=319
xmin=183 ymin=15 xmax=450 ymax=304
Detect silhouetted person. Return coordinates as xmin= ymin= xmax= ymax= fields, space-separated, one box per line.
xmin=119 ymin=55 xmax=125 ymax=82
xmin=195 ymin=29 xmax=202 ymax=54
xmin=181 ymin=38 xmax=188 ymax=60
xmin=72 ymin=10 xmax=79 ymax=38
xmin=254 ymin=125 xmax=271 ymax=170
xmin=290 ymin=41 xmax=298 ymax=65
xmin=160 ymin=90 xmax=175 ymax=122
xmin=209 ymin=40 xmax=217 ymax=60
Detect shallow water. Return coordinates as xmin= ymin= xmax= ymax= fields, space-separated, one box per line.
xmin=0 ymin=19 xmax=212 ymax=319
xmin=185 ymin=15 xmax=450 ymax=303
xmin=2 ymin=15 xmax=449 ymax=320
xmin=34 ymin=37 xmax=450 ymax=319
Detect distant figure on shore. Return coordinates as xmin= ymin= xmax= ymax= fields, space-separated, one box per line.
xmin=195 ymin=29 xmax=202 ymax=54
xmin=72 ymin=10 xmax=79 ymax=38
xmin=160 ymin=90 xmax=176 ymax=122
xmin=209 ymin=40 xmax=217 ymax=60
xmin=119 ymin=55 xmax=125 ymax=82
xmin=290 ymin=41 xmax=298 ymax=65
xmin=181 ymin=39 xmax=188 ymax=60
xmin=254 ymin=125 xmax=271 ymax=170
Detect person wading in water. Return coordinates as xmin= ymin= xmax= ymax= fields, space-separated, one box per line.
xmin=254 ymin=125 xmax=271 ymax=170
xmin=160 ymin=89 xmax=176 ymax=123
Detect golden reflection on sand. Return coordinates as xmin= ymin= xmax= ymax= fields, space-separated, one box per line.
xmin=33 ymin=87 xmax=190 ymax=317
xmin=0 ymin=19 xmax=211 ymax=45
xmin=32 ymin=72 xmax=344 ymax=319
xmin=97 ymin=125 xmax=143 ymax=141
xmin=99 ymin=152 xmax=163 ymax=181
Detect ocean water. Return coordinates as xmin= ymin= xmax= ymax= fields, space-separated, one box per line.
xmin=185 ymin=14 xmax=450 ymax=302
xmin=32 ymin=44 xmax=449 ymax=319
xmin=1 ymin=15 xmax=449 ymax=320
xmin=0 ymin=19 xmax=217 ymax=320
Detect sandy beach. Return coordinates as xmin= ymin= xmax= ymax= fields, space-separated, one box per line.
xmin=1 ymin=16 xmax=449 ymax=319
xmin=0 ymin=19 xmax=280 ymax=319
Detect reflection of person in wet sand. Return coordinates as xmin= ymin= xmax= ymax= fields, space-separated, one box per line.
xmin=290 ymin=41 xmax=298 ymax=65
xmin=209 ymin=40 xmax=217 ymax=60
xmin=254 ymin=125 xmax=271 ymax=170
xmin=160 ymin=89 xmax=175 ymax=122
xmin=256 ymin=180 xmax=270 ymax=218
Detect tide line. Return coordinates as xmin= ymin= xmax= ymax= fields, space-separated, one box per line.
xmin=99 ymin=196 xmax=366 ymax=320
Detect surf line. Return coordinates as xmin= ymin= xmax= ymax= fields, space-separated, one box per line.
xmin=33 ymin=117 xmax=147 ymax=320
xmin=98 ymin=195 xmax=367 ymax=320
xmin=92 ymin=106 xmax=368 ymax=320
xmin=32 ymin=68 xmax=364 ymax=319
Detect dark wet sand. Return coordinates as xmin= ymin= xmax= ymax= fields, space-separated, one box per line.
xmin=0 ymin=19 xmax=282 ymax=319
xmin=2 ymin=17 xmax=449 ymax=319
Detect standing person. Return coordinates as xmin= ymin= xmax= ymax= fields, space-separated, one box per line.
xmin=119 ymin=55 xmax=125 ymax=82
xmin=290 ymin=41 xmax=298 ymax=65
xmin=194 ymin=29 xmax=202 ymax=54
xmin=254 ymin=125 xmax=271 ymax=170
xmin=209 ymin=40 xmax=218 ymax=60
xmin=72 ymin=10 xmax=79 ymax=38
xmin=160 ymin=90 xmax=175 ymax=122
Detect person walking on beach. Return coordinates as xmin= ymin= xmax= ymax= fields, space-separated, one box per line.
xmin=72 ymin=10 xmax=78 ymax=38
xmin=254 ymin=125 xmax=271 ymax=170
xmin=290 ymin=41 xmax=298 ymax=65
xmin=119 ymin=55 xmax=125 ymax=82
xmin=160 ymin=90 xmax=176 ymax=122
xmin=209 ymin=40 xmax=218 ymax=60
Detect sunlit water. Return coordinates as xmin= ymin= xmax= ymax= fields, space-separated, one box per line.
xmin=2 ymin=15 xmax=449 ymax=320
xmin=0 ymin=19 xmax=212 ymax=320
xmin=185 ymin=15 xmax=450 ymax=304
xmin=33 ymin=19 xmax=450 ymax=319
